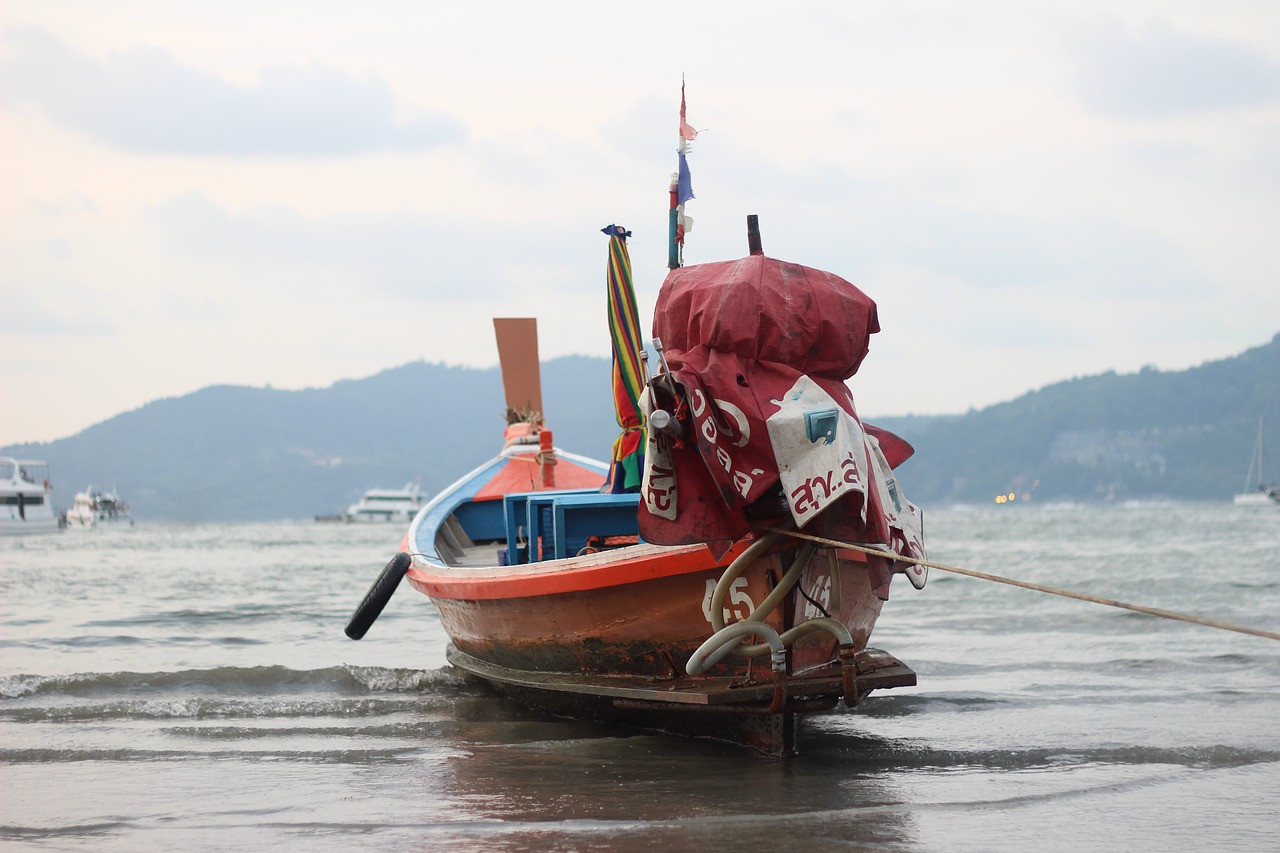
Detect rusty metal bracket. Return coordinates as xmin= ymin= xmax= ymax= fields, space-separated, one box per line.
xmin=766 ymin=670 xmax=789 ymax=714
xmin=838 ymin=642 xmax=863 ymax=707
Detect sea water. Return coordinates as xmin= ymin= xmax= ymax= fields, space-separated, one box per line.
xmin=2 ymin=506 xmax=1277 ymax=852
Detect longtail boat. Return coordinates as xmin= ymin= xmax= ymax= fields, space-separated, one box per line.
xmin=345 ymin=218 xmax=928 ymax=755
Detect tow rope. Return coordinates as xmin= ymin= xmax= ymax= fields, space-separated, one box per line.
xmin=761 ymin=526 xmax=1280 ymax=642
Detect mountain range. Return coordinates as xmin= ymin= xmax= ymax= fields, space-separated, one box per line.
xmin=4 ymin=335 xmax=1276 ymax=521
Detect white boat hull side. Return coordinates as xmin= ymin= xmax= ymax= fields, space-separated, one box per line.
xmin=342 ymin=484 xmax=425 ymax=524
xmin=63 ymin=513 xmax=135 ymax=528
xmin=1 ymin=457 xmax=60 ymax=536
xmin=345 ymin=511 xmax=418 ymax=523
xmin=0 ymin=513 xmax=60 ymax=535
xmin=64 ymin=488 xmax=134 ymax=528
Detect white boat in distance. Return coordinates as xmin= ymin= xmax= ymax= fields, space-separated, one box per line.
xmin=64 ymin=487 xmax=134 ymax=528
xmin=344 ymin=483 xmax=425 ymax=523
xmin=1234 ymin=419 xmax=1279 ymax=507
xmin=0 ymin=457 xmax=60 ymax=535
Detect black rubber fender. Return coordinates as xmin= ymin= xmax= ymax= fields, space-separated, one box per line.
xmin=344 ymin=552 xmax=412 ymax=640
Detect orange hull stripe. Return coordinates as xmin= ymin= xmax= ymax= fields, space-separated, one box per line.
xmin=406 ymin=542 xmax=748 ymax=600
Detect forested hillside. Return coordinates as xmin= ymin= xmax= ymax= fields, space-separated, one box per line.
xmin=877 ymin=334 xmax=1279 ymax=505
xmin=4 ymin=337 xmax=1276 ymax=520
xmin=3 ymin=357 xmax=617 ymax=522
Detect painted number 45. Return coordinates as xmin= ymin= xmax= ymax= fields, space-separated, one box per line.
xmin=802 ymin=574 xmax=832 ymax=618
xmin=702 ymin=577 xmax=756 ymax=624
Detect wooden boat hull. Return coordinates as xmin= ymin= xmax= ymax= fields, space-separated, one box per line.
xmin=407 ymin=533 xmax=912 ymax=754
xmin=412 ymin=544 xmax=885 ymax=675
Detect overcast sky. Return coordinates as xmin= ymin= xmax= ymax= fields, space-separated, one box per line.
xmin=3 ymin=1 xmax=1278 ymax=447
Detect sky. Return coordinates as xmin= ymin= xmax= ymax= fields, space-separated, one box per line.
xmin=3 ymin=1 xmax=1279 ymax=447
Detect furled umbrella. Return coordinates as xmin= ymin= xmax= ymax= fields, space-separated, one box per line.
xmin=602 ymin=224 xmax=646 ymax=493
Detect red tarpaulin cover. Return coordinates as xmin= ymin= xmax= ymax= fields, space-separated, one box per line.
xmin=656 ymin=255 xmax=880 ymax=380
xmin=639 ymin=254 xmax=924 ymax=593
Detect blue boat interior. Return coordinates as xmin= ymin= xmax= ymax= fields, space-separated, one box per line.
xmin=418 ymin=456 xmax=642 ymax=567
xmin=492 ymin=489 xmax=642 ymax=565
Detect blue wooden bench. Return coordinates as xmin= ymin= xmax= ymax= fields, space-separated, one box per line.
xmin=501 ymin=488 xmax=593 ymax=564
xmin=547 ymin=492 xmax=641 ymax=559
xmin=501 ymin=489 xmax=641 ymax=563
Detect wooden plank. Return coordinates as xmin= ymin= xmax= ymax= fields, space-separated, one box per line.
xmin=493 ymin=318 xmax=543 ymax=416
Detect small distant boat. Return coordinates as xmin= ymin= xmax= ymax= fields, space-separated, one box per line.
xmin=343 ymin=484 xmax=425 ymax=523
xmin=0 ymin=457 xmax=60 ymax=535
xmin=1234 ymin=419 xmax=1279 ymax=507
xmin=345 ymin=219 xmax=927 ymax=756
xmin=64 ymin=487 xmax=134 ymax=528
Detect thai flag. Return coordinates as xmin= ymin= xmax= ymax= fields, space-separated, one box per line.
xmin=678 ymin=82 xmax=696 ymax=205
xmin=680 ymin=82 xmax=698 ymax=143
xmin=677 ymin=151 xmax=694 ymax=205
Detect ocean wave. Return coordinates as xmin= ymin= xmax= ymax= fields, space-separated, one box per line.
xmin=799 ymin=725 xmax=1280 ymax=771
xmin=0 ymin=745 xmax=428 ymax=764
xmin=1 ymin=821 xmax=131 ymax=841
xmin=159 ymin=720 xmax=456 ymax=740
xmin=1 ymin=695 xmax=443 ymax=722
xmin=0 ymin=664 xmax=465 ymax=700
xmin=847 ymin=693 xmax=1007 ymax=717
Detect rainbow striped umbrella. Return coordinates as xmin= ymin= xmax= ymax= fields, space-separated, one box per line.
xmin=602 ymin=224 xmax=646 ymax=493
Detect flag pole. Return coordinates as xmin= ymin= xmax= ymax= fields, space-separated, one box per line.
xmin=668 ymin=174 xmax=680 ymax=269
xmin=671 ymin=76 xmax=697 ymax=270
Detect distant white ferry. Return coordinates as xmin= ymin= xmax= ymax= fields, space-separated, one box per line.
xmin=344 ymin=483 xmax=425 ymax=523
xmin=0 ymin=457 xmax=60 ymax=535
xmin=64 ymin=487 xmax=134 ymax=528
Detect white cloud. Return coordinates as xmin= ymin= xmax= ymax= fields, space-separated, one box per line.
xmin=1070 ymin=20 xmax=1280 ymax=118
xmin=1 ymin=1 xmax=1278 ymax=444
xmin=3 ymin=27 xmax=466 ymax=156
